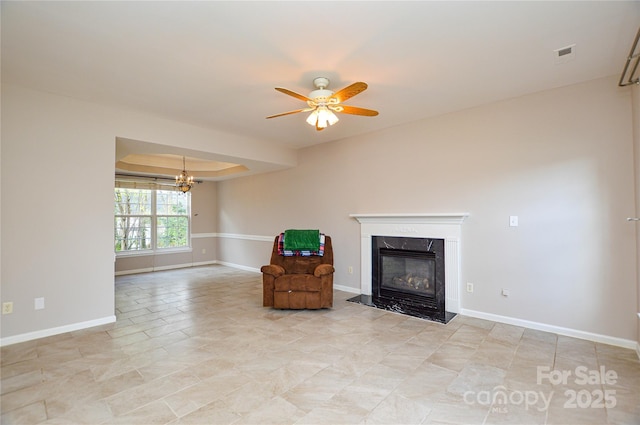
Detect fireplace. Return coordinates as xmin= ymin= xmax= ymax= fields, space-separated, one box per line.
xmin=365 ymin=235 xmax=448 ymax=322
xmin=348 ymin=213 xmax=468 ymax=324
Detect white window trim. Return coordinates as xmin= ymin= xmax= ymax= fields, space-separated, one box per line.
xmin=115 ymin=187 xmax=192 ymax=256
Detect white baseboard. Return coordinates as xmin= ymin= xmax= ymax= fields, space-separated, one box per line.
xmin=216 ymin=261 xmax=261 ymax=273
xmin=115 ymin=267 xmax=154 ymax=276
xmin=153 ymin=263 xmax=199 ymax=272
xmin=334 ymin=284 xmax=360 ymax=294
xmin=115 ymin=261 xmax=218 ymax=276
xmin=0 ymin=315 xmax=116 ymax=347
xmin=191 ymin=260 xmax=218 ymax=268
xmin=460 ymin=308 xmax=637 ymax=350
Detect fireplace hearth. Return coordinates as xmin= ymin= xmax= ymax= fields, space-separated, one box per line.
xmin=348 ymin=235 xmax=455 ymax=324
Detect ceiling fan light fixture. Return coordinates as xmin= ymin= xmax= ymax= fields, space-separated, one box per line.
xmin=268 ymin=77 xmax=378 ymax=129
xmin=306 ymin=107 xmax=339 ymax=128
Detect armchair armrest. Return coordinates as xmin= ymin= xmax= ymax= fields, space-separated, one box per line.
xmin=261 ymin=264 xmax=285 ymax=277
xmin=314 ymin=264 xmax=335 ymax=278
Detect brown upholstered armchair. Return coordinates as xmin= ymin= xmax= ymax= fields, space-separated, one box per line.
xmin=261 ymin=235 xmax=334 ymax=309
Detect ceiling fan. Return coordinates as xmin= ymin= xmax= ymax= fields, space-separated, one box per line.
xmin=266 ymin=77 xmax=379 ymax=131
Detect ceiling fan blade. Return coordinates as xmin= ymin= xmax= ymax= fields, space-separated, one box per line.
xmin=275 ymin=87 xmax=311 ymax=102
xmin=266 ymin=109 xmax=307 ymax=119
xmin=331 ymin=82 xmax=368 ymax=103
xmin=338 ymin=105 xmax=379 ymax=116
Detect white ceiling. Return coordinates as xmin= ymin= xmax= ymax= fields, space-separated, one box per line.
xmin=3 ymin=1 xmax=639 ymax=171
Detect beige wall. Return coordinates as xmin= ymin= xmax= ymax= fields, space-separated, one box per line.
xmin=0 ymin=84 xmax=295 ymax=343
xmin=217 ymin=76 xmax=638 ymax=342
xmin=2 ymin=85 xmax=116 ymax=338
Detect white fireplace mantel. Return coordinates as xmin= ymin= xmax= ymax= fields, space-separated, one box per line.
xmin=350 ymin=213 xmax=469 ymax=225
xmin=350 ymin=213 xmax=469 ymax=314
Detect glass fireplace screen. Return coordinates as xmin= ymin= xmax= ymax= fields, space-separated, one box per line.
xmin=380 ymin=250 xmax=436 ymax=297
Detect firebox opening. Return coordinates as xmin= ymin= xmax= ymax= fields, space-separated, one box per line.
xmin=379 ymin=248 xmax=436 ymax=299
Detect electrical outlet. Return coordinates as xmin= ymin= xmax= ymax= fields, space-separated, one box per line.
xmin=2 ymin=302 xmax=13 ymax=314
xmin=348 ymin=266 xmax=353 ymax=274
xmin=466 ymin=282 xmax=474 ymax=293
xmin=509 ymin=216 xmax=519 ymax=227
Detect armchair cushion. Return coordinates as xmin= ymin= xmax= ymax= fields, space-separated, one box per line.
xmin=274 ymin=275 xmax=322 ymax=292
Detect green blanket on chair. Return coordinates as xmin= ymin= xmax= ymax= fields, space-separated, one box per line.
xmin=284 ymin=229 xmax=320 ymax=251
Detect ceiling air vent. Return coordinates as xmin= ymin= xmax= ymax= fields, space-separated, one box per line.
xmin=554 ymin=44 xmax=576 ymax=64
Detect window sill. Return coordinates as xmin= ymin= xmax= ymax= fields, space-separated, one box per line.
xmin=116 ymin=247 xmax=192 ymax=258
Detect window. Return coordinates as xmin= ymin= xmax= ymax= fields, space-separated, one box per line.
xmin=114 ymin=186 xmax=191 ymax=254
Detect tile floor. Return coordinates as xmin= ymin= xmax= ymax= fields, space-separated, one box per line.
xmin=1 ymin=265 xmax=639 ymax=424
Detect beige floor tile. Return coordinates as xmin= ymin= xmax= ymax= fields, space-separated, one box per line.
xmin=395 ymin=362 xmax=459 ymax=399
xmin=378 ymin=352 xmax=429 ymax=374
xmin=487 ymin=323 xmax=524 ymax=346
xmin=0 ymin=400 xmax=47 ymax=425
xmin=545 ymin=391 xmax=609 ymax=425
xmin=297 ymin=405 xmax=367 ymax=425
xmin=512 ymin=339 xmax=556 ymax=366
xmin=428 ymin=341 xmax=478 ymax=372
xmin=238 ymin=395 xmax=307 ymax=424
xmin=1 ymin=342 xmax=39 ymax=367
xmin=328 ymin=385 xmax=391 ymax=417
xmin=217 ymin=381 xmax=279 ymax=415
xmin=455 ymin=315 xmax=496 ymax=331
xmin=45 ymin=399 xmax=114 ymax=425
xmin=422 ymin=391 xmax=490 ymax=424
xmin=555 ymin=335 xmax=598 ymax=365
xmin=472 ymin=337 xmax=518 ymax=370
xmin=104 ymin=370 xmax=199 ymax=417
xmin=522 ymin=328 xmax=558 ymax=346
xmin=484 ymin=399 xmax=548 ymax=425
xmin=362 ymin=392 xmax=431 ymax=424
xmin=284 ymin=387 xmax=347 ymax=413
xmin=0 ymin=265 xmax=637 ymax=425
xmin=163 ymin=372 xmax=251 ymax=418
xmin=173 ymin=399 xmax=241 ymax=425
xmin=448 ymin=324 xmax=490 ymax=349
xmin=553 ymin=352 xmax=599 ymax=375
xmin=103 ymin=399 xmax=177 ymax=425
xmin=0 ymin=369 xmax=43 ymax=395
xmin=447 ymin=362 xmax=507 ymax=397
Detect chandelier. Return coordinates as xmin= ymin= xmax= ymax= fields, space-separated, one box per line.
xmin=175 ymin=156 xmax=194 ymax=193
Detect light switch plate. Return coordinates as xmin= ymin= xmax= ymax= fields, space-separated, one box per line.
xmin=509 ymin=216 xmax=518 ymax=227
xmin=34 ymin=297 xmax=45 ymax=310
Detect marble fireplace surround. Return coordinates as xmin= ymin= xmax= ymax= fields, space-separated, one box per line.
xmin=350 ymin=213 xmax=469 ymax=314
